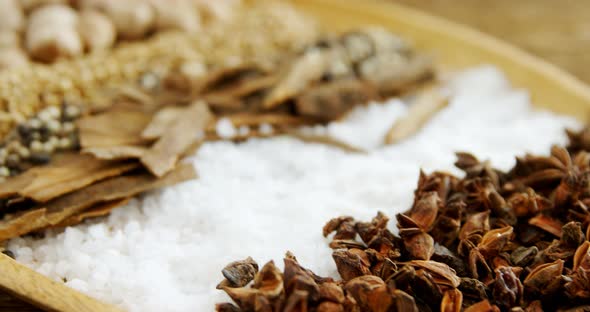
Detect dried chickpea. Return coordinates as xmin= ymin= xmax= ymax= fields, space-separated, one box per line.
xmin=78 ymin=10 xmax=116 ymax=52
xmin=0 ymin=0 xmax=25 ymax=32
xmin=26 ymin=4 xmax=83 ymax=62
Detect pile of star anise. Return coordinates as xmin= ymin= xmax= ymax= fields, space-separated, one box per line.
xmin=215 ymin=127 xmax=590 ymax=312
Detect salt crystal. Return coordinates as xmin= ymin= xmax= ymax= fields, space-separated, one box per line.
xmin=238 ymin=125 xmax=250 ymax=136
xmin=8 ymin=66 xmax=581 ymax=312
xmin=215 ymin=118 xmax=236 ymax=139
xmin=259 ymin=123 xmax=273 ymax=135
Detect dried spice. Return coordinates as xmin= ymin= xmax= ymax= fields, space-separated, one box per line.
xmin=294 ymin=79 xmax=380 ymax=121
xmin=384 ymin=85 xmax=449 ymax=144
xmin=51 ymin=197 xmax=131 ymax=228
xmin=77 ymin=109 xmax=153 ymax=149
xmin=0 ymin=153 xmax=138 ymax=202
xmin=217 ymin=128 xmax=590 ymax=311
xmin=0 ymin=164 xmax=196 ymax=241
xmin=284 ymin=130 xmax=368 ymax=154
xmin=263 ymin=49 xmax=327 ymax=109
xmin=140 ymin=101 xmax=212 ymax=177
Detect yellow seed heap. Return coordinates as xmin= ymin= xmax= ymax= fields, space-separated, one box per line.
xmin=0 ymin=2 xmax=318 ymax=140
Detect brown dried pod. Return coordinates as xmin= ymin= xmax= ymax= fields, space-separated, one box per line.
xmin=523 ymin=259 xmax=564 ymax=295
xmin=556 ymin=305 xmax=590 ymax=312
xmin=332 ymin=248 xmax=371 ymax=281
xmin=218 ymin=257 xmax=259 ymax=288
xmin=414 ymin=171 xmax=458 ymax=203
xmin=406 ymin=260 xmax=461 ymax=288
xmin=464 ymin=178 xmax=498 ymax=212
xmin=459 ymin=278 xmax=488 ymax=306
xmin=554 ymin=171 xmax=590 ymax=208
xmin=455 ymin=152 xmax=503 ymax=189
xmin=561 ymin=222 xmax=585 ymax=248
xmin=510 ymin=246 xmax=538 ymax=267
xmin=573 ymin=241 xmax=590 ymax=272
xmin=441 ymin=288 xmax=463 ymax=312
xmin=319 ymin=282 xmax=345 ymax=304
xmin=507 ymin=188 xmax=551 ymax=217
xmin=531 ymin=237 xmax=576 ymax=266
xmin=283 ymin=289 xmax=309 ymax=312
xmin=317 ymin=301 xmax=345 ymax=312
xmin=371 ymin=258 xmax=398 ymax=282
xmin=478 ymin=226 xmax=513 ymax=256
xmin=387 ymin=265 xmax=415 ymax=289
xmin=389 ymin=289 xmax=418 ymax=312
xmin=464 ymin=300 xmax=501 ymax=312
xmin=460 ymin=211 xmax=491 ymax=242
xmin=295 ymin=79 xmax=380 ymax=121
xmin=329 ymin=240 xmax=366 ymax=250
xmin=221 ymin=261 xmax=285 ymax=310
xmin=355 ymin=212 xmax=389 ymax=245
xmin=215 ymin=302 xmax=240 ymax=312
xmin=283 ymin=263 xmax=320 ymax=302
xmin=412 ymin=269 xmax=443 ymax=310
xmin=529 ymin=214 xmax=564 ymax=238
xmin=524 ymin=300 xmax=543 ymax=312
xmin=431 ymin=243 xmax=469 ymax=277
xmin=408 ymin=191 xmax=441 ymax=231
xmin=323 ymin=216 xmax=356 ymax=240
xmin=343 ymin=275 xmax=392 ymax=312
xmin=430 ymin=198 xmax=464 ymax=248
xmin=492 ymin=266 xmax=523 ymax=309
xmin=403 ymin=232 xmax=435 ymax=261
xmin=567 ymin=127 xmax=590 ymax=154
xmin=468 ymin=248 xmax=492 ymax=281
xmin=458 ymin=211 xmax=491 ymax=256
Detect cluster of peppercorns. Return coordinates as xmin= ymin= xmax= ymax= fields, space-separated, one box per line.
xmin=0 ymin=104 xmax=81 ymax=180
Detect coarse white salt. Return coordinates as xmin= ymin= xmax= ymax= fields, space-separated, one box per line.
xmin=215 ymin=117 xmax=237 ymax=139
xmin=259 ymin=123 xmax=274 ymax=135
xmin=238 ymin=125 xmax=250 ymax=136
xmin=8 ymin=66 xmax=581 ymax=312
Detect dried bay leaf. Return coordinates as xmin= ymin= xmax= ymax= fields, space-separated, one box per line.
xmin=295 ymin=79 xmax=380 ymax=121
xmin=83 ymin=146 xmax=149 ymax=160
xmin=202 ymin=94 xmax=245 ymax=111
xmin=0 ymin=209 xmax=48 ymax=242
xmin=0 ymin=153 xmax=139 ymax=202
xmin=141 ymin=101 xmax=212 ymax=177
xmin=285 ymin=130 xmax=368 ymax=154
xmin=263 ymin=49 xmax=327 ymax=109
xmin=0 ymin=164 xmax=196 ymax=241
xmin=51 ymin=197 xmax=132 ymax=228
xmin=195 ymin=64 xmax=260 ymax=94
xmin=384 ymin=86 xmax=449 ymax=145
xmin=207 ymin=74 xmax=279 ymax=99
xmin=141 ymin=106 xmax=186 ymax=140
xmin=77 ymin=109 xmax=153 ymax=148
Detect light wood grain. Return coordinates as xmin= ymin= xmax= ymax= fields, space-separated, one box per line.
xmin=393 ymin=0 xmax=590 ymax=85
xmin=0 ymin=253 xmax=123 ymax=312
xmin=293 ymin=0 xmax=590 ymax=120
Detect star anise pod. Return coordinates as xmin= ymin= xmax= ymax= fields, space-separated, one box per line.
xmin=566 ymin=126 xmax=590 ymax=154
xmin=455 ymin=152 xmax=504 ymax=190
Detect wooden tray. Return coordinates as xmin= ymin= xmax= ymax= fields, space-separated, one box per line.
xmin=3 ymin=0 xmax=590 ymax=311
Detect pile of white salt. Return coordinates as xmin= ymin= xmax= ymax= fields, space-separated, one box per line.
xmin=7 ymin=66 xmax=580 ymax=311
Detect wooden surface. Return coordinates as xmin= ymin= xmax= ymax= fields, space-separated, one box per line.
xmin=0 ymin=254 xmax=123 ymax=312
xmin=394 ymin=0 xmax=590 ymax=84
